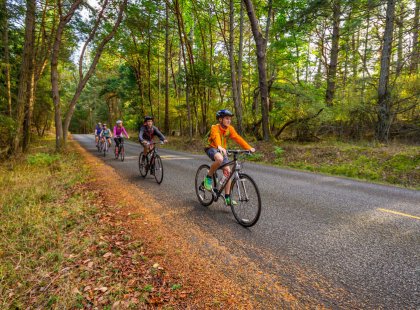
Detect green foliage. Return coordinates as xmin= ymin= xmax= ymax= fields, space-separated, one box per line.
xmin=27 ymin=153 xmax=60 ymax=166
xmin=0 ymin=115 xmax=16 ymax=152
xmin=171 ymin=283 xmax=182 ymax=291
xmin=143 ymin=284 xmax=154 ymax=292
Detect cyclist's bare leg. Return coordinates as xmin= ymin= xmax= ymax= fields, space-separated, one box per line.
xmin=208 ymin=152 xmax=223 ymax=176
xmin=95 ymin=136 xmax=99 ymax=144
xmin=223 ymin=166 xmax=232 ymax=195
xmin=143 ymin=144 xmax=149 ymax=155
xmin=107 ymin=138 xmax=111 ymax=147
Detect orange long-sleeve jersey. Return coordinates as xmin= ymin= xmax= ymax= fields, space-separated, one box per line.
xmin=207 ymin=124 xmax=252 ymax=150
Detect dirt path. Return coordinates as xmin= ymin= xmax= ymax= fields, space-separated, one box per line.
xmin=75 ymin=141 xmax=299 ymax=308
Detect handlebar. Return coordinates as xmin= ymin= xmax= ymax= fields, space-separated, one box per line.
xmin=142 ymin=141 xmax=165 ymax=145
xmin=227 ymin=150 xmax=252 ymax=155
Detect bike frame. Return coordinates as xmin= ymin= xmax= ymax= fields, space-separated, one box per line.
xmin=116 ymin=137 xmax=124 ymax=151
xmin=144 ymin=141 xmax=162 ymax=163
xmin=211 ymin=151 xmax=247 ymax=202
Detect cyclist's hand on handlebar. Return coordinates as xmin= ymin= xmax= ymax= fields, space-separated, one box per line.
xmin=217 ymin=145 xmax=227 ymax=156
xmin=250 ymin=147 xmax=256 ymax=153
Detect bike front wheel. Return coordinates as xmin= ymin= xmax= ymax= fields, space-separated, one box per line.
xmin=153 ymin=155 xmax=163 ymax=184
xmin=195 ymin=165 xmax=214 ymax=207
xmin=138 ymin=153 xmax=148 ymax=177
xmin=230 ymin=173 xmax=261 ymax=227
xmin=103 ymin=142 xmax=107 ymax=157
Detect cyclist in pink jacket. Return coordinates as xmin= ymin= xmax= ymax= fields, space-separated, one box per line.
xmin=113 ymin=120 xmax=130 ymax=151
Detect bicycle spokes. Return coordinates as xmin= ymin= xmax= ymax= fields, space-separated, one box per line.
xmin=230 ymin=174 xmax=261 ymax=227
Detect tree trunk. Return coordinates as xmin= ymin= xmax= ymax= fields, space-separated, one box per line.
xmin=396 ymin=2 xmax=404 ymax=76
xmin=22 ymin=69 xmax=35 ymax=152
xmin=361 ymin=6 xmax=371 ymax=103
xmin=23 ymin=0 xmax=54 ymax=152
xmin=62 ymin=0 xmax=127 ymax=145
xmin=243 ymin=0 xmax=270 ymax=141
xmin=376 ymin=0 xmax=396 ymax=142
xmin=325 ymin=0 xmax=341 ymax=106
xmin=13 ymin=0 xmax=36 ymax=154
xmin=147 ymin=21 xmax=153 ymax=116
xmin=2 ymin=0 xmax=12 ymax=117
xmin=164 ymin=3 xmax=170 ymax=133
xmin=229 ymin=0 xmax=242 ymax=134
xmin=51 ymin=0 xmax=83 ymax=151
xmin=237 ymin=0 xmax=244 ymax=123
xmin=409 ymin=0 xmax=419 ymax=74
xmin=174 ymin=0 xmax=192 ymax=140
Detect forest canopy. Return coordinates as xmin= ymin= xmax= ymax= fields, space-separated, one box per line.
xmin=1 ymin=0 xmax=419 ymax=154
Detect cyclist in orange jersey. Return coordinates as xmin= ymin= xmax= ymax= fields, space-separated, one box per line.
xmin=204 ymin=109 xmax=255 ymax=206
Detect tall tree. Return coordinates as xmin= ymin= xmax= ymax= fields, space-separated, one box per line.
xmin=376 ymin=0 xmax=396 ymax=142
xmin=23 ymin=0 xmax=56 ymax=151
xmin=51 ymin=0 xmax=83 ymax=151
xmin=62 ymin=0 xmax=128 ymax=145
xmin=409 ymin=0 xmax=419 ymax=74
xmin=164 ymin=2 xmax=170 ymax=133
xmin=325 ymin=0 xmax=341 ymax=106
xmin=2 ymin=0 xmax=12 ymax=117
xmin=12 ymin=0 xmax=36 ymax=154
xmin=228 ymin=0 xmax=242 ymax=133
xmin=243 ymin=0 xmax=272 ymax=141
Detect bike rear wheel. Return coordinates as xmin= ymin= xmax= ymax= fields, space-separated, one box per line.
xmin=138 ymin=153 xmax=148 ymax=177
xmin=152 ymin=154 xmax=163 ymax=184
xmin=230 ymin=173 xmax=261 ymax=227
xmin=195 ymin=165 xmax=214 ymax=206
xmin=120 ymin=145 xmax=125 ymax=161
xmin=114 ymin=145 xmax=119 ymax=159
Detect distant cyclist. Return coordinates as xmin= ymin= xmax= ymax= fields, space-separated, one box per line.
xmin=94 ymin=122 xmax=102 ymax=146
xmin=139 ymin=116 xmax=168 ymax=156
xmin=203 ymin=109 xmax=255 ymax=206
xmin=113 ymin=120 xmax=130 ymax=154
xmin=100 ymin=124 xmax=112 ymax=148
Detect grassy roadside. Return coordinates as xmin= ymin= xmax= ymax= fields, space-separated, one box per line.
xmin=159 ymin=136 xmax=420 ymax=189
xmin=0 ymin=136 xmax=254 ymax=309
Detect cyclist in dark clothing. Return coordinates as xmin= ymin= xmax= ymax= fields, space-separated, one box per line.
xmin=138 ymin=116 xmax=168 ymax=156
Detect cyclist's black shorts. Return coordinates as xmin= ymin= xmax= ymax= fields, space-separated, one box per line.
xmin=205 ymin=147 xmax=229 ymax=165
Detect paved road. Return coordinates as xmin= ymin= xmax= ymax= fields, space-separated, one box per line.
xmin=74 ymin=134 xmax=420 ymax=309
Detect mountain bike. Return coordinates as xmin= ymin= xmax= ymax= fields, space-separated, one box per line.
xmin=98 ymin=137 xmax=105 ymax=153
xmin=100 ymin=136 xmax=110 ymax=157
xmin=96 ymin=136 xmax=101 ymax=152
xmin=114 ymin=137 xmax=125 ymax=161
xmin=138 ymin=141 xmax=164 ymax=184
xmin=195 ymin=150 xmax=261 ymax=227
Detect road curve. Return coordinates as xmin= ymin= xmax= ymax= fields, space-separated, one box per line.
xmin=74 ymin=134 xmax=420 ymax=309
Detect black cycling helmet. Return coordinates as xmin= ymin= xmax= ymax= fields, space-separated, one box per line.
xmin=144 ymin=115 xmax=154 ymax=122
xmin=216 ymin=109 xmax=234 ymax=120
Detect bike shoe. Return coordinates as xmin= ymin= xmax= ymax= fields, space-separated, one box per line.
xmin=203 ymin=176 xmax=212 ymax=190
xmin=225 ymin=196 xmax=237 ymax=206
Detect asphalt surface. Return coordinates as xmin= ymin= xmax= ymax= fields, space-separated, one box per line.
xmin=74 ymin=134 xmax=420 ymax=309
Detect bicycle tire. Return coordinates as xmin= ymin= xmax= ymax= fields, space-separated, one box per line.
xmin=230 ymin=173 xmax=261 ymax=227
xmin=153 ymin=154 xmax=163 ymax=184
xmin=138 ymin=153 xmax=148 ymax=177
xmin=195 ymin=165 xmax=214 ymax=207
xmin=120 ymin=145 xmax=124 ymax=162
xmin=103 ymin=141 xmax=107 ymax=157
